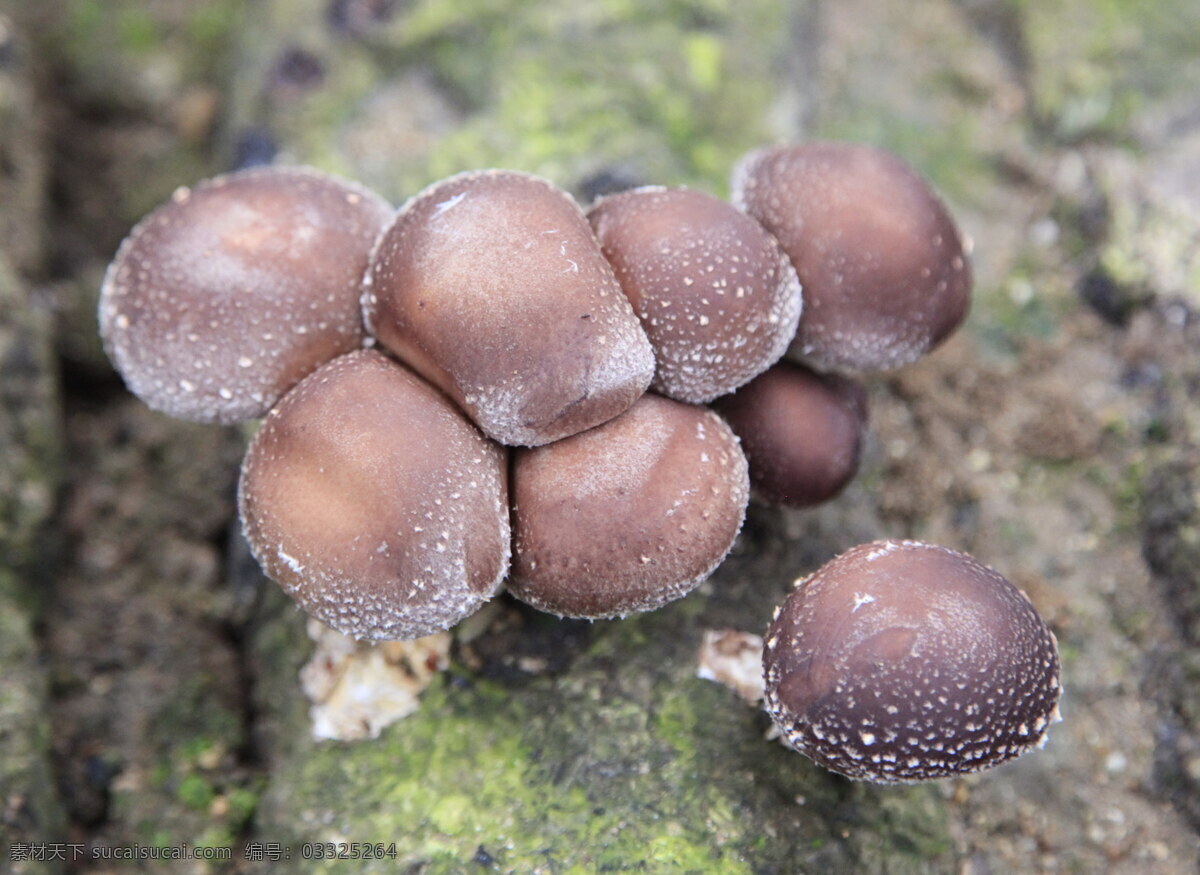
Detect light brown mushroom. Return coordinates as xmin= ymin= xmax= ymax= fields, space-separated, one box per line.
xmin=732 ymin=142 xmax=971 ymax=373
xmin=364 ymin=170 xmax=655 ymax=446
xmin=99 ymin=166 xmax=392 ymax=423
xmin=588 ymin=186 xmax=801 ymax=403
xmin=509 ymin=393 xmax=749 ymax=618
xmin=763 ymin=540 xmax=1062 ymax=783
xmin=238 ymin=349 xmax=510 ymax=641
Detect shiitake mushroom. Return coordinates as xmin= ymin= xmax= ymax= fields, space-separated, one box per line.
xmin=763 ymin=540 xmax=1062 ymax=783
xmin=100 ymin=167 xmax=392 ymax=423
xmin=238 ymin=350 xmax=510 ymax=641
xmin=364 ymin=170 xmax=655 ymax=447
xmin=509 ymin=393 xmax=749 ymax=619
xmin=713 ymin=361 xmax=867 ymax=508
xmin=588 ymin=186 xmax=801 ymax=404
xmin=732 ymin=142 xmax=971 ymax=373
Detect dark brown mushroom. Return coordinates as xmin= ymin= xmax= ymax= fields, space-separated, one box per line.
xmin=763 ymin=540 xmax=1061 ymax=783
xmin=238 ymin=349 xmax=510 ymax=641
xmin=509 ymin=393 xmax=749 ymax=619
xmin=99 ymin=166 xmax=393 ymax=423
xmin=732 ymin=142 xmax=971 ymax=373
xmin=713 ymin=361 xmax=867 ymax=508
xmin=588 ymin=186 xmax=801 ymax=403
xmin=364 ymin=170 xmax=655 ymax=447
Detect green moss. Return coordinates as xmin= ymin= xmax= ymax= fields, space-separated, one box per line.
xmin=56 ymin=0 xmax=245 ymax=83
xmin=255 ymin=593 xmax=953 ymax=872
xmin=1018 ymin=0 xmax=1200 ymax=142
xmin=236 ymin=0 xmax=787 ymax=201
xmin=270 ymin=674 xmax=746 ymax=872
xmin=971 ymin=285 xmax=1063 ymax=356
xmin=1095 ymin=180 xmax=1200 ymax=309
xmin=177 ymin=774 xmax=218 ymax=812
xmin=683 ymin=32 xmax=723 ymax=93
xmin=852 ymin=785 xmax=955 ymax=869
xmin=226 ymin=785 xmax=262 ymax=826
xmin=1111 ymin=460 xmax=1146 ymax=536
xmin=116 ymin=5 xmax=158 ymax=56
xmin=187 ymin=2 xmax=240 ymax=54
xmin=414 ymin=11 xmax=775 ymax=192
xmin=63 ymin=0 xmax=105 ymax=51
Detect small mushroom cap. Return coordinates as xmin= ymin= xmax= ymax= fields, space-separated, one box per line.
xmin=238 ymin=349 xmax=510 ymax=641
xmin=100 ymin=166 xmax=393 ymax=423
xmin=763 ymin=540 xmax=1062 ymax=783
xmin=510 ymin=393 xmax=749 ymax=619
xmin=588 ymin=186 xmax=802 ymax=403
xmin=732 ymin=142 xmax=971 ymax=373
xmin=364 ymin=169 xmax=655 ymax=447
xmin=713 ymin=361 xmax=866 ymax=508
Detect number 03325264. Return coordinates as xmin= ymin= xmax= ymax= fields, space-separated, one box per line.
xmin=299 ymin=842 xmax=398 ymax=860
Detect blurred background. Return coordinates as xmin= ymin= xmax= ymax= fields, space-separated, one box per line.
xmin=2 ymin=0 xmax=1200 ymax=871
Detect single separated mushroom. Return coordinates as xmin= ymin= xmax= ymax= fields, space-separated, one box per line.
xmin=587 ymin=186 xmax=801 ymax=403
xmin=364 ymin=170 xmax=655 ymax=447
xmin=509 ymin=393 xmax=749 ymax=619
xmin=100 ymin=166 xmax=393 ymax=423
xmin=763 ymin=540 xmax=1061 ymax=783
xmin=238 ymin=349 xmax=510 ymax=640
xmin=732 ymin=142 xmax=971 ymax=373
xmin=713 ymin=361 xmax=867 ymax=508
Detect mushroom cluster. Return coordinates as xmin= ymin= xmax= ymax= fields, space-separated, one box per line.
xmin=101 ymin=140 xmax=1059 ymax=783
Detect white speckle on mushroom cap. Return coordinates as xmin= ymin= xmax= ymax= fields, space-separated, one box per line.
xmin=732 ymin=142 xmax=971 ymax=373
xmin=363 ymin=169 xmax=655 ymax=447
xmin=238 ymin=349 xmax=510 ymax=641
xmin=762 ymin=540 xmax=1061 ymax=783
xmin=588 ymin=186 xmax=802 ymax=404
xmin=509 ymin=393 xmax=749 ymax=619
xmin=99 ymin=166 xmax=393 ymax=423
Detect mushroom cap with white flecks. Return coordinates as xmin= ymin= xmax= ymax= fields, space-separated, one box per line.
xmin=588 ymin=186 xmax=802 ymax=404
xmin=762 ymin=540 xmax=1061 ymax=783
xmin=732 ymin=142 xmax=971 ymax=374
xmin=238 ymin=350 xmax=510 ymax=641
xmin=363 ymin=169 xmax=655 ymax=447
xmin=99 ymin=166 xmax=392 ymax=424
xmin=509 ymin=392 xmax=749 ymax=619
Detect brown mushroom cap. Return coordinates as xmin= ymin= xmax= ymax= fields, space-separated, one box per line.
xmin=763 ymin=540 xmax=1062 ymax=783
xmin=588 ymin=186 xmax=802 ymax=403
xmin=238 ymin=349 xmax=510 ymax=640
xmin=732 ymin=142 xmax=971 ymax=373
xmin=99 ymin=166 xmax=393 ymax=423
xmin=364 ymin=170 xmax=655 ymax=447
xmin=510 ymin=393 xmax=749 ymax=619
xmin=713 ymin=361 xmax=867 ymax=508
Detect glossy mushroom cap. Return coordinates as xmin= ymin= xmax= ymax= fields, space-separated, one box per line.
xmin=763 ymin=540 xmax=1061 ymax=783
xmin=713 ymin=361 xmax=867 ymax=508
xmin=364 ymin=170 xmax=655 ymax=447
xmin=510 ymin=393 xmax=749 ymax=619
xmin=100 ymin=167 xmax=393 ymax=423
xmin=732 ymin=142 xmax=971 ymax=373
xmin=238 ymin=350 xmax=510 ymax=641
xmin=588 ymin=187 xmax=801 ymax=403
